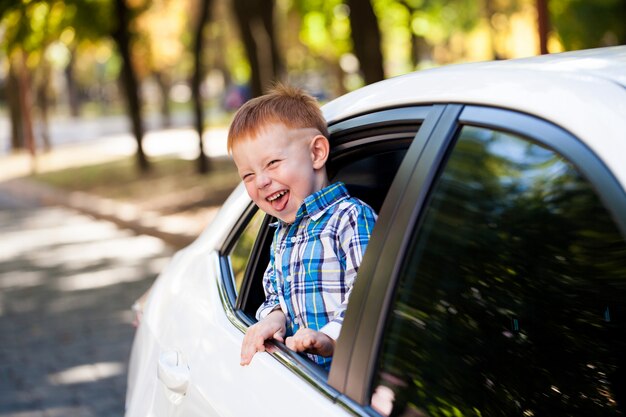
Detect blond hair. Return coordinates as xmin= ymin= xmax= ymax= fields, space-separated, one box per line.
xmin=227 ymin=83 xmax=329 ymax=153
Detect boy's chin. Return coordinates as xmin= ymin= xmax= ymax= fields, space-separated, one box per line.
xmin=275 ymin=213 xmax=296 ymax=224
xmin=271 ymin=208 xmax=296 ymax=224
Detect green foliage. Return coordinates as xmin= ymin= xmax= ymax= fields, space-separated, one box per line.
xmin=551 ymin=0 xmax=626 ymax=49
xmin=296 ymin=0 xmax=352 ymax=58
xmin=403 ymin=0 xmax=482 ymax=42
xmin=0 ymin=0 xmax=114 ymax=55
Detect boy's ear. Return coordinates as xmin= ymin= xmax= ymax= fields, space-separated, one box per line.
xmin=310 ymin=135 xmax=330 ymax=170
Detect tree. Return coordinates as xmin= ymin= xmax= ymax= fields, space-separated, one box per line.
xmin=232 ymin=0 xmax=284 ymax=97
xmin=536 ymin=0 xmax=549 ymax=54
xmin=346 ymin=0 xmax=385 ymax=84
xmin=550 ymin=0 xmax=626 ymax=50
xmin=111 ymin=0 xmax=150 ymax=172
xmin=191 ymin=0 xmax=214 ymax=174
xmin=1 ymin=2 xmax=39 ymax=162
xmin=135 ymin=0 xmax=188 ymax=129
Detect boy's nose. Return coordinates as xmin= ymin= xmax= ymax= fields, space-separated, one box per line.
xmin=256 ymin=173 xmax=271 ymax=189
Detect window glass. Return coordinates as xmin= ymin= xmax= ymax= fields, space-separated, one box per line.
xmin=229 ymin=209 xmax=265 ymax=292
xmin=371 ymin=126 xmax=626 ymax=417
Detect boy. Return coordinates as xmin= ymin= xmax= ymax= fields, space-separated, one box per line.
xmin=228 ymin=84 xmax=377 ymax=370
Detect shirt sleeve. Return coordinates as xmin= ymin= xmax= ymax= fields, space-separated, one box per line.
xmin=255 ymin=234 xmax=282 ymax=320
xmin=320 ymin=201 xmax=377 ymax=340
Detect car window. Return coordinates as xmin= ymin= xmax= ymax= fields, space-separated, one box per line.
xmin=235 ymin=113 xmax=423 ymax=317
xmin=371 ymin=125 xmax=626 ymax=416
xmin=235 ymin=146 xmax=411 ymax=318
xmin=229 ymin=208 xmax=265 ymax=292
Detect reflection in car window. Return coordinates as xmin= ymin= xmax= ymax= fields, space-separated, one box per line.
xmin=371 ymin=126 xmax=626 ymax=417
xmin=229 ymin=209 xmax=265 ymax=292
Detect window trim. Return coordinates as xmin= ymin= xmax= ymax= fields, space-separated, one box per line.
xmin=340 ymin=104 xmax=626 ymax=408
xmin=217 ymin=205 xmax=336 ymax=394
xmin=219 ymin=202 xmax=261 ymax=308
xmin=330 ymin=104 xmax=463 ymax=401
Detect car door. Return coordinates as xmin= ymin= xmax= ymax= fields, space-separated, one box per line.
xmin=332 ymin=105 xmax=626 ymax=416
xmin=166 ymin=106 xmax=435 ymax=417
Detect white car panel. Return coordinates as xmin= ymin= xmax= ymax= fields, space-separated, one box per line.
xmin=126 ymin=47 xmax=626 ymax=417
xmin=322 ymin=46 xmax=626 ymax=189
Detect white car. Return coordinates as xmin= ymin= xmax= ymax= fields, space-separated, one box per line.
xmin=126 ymin=46 xmax=626 ymax=417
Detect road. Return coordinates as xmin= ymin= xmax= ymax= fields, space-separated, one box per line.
xmin=0 ymin=111 xmax=195 ymax=155
xmin=0 ymin=186 xmax=174 ymax=416
xmin=0 ymin=113 xmax=230 ymax=183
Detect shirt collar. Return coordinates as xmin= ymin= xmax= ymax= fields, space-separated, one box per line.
xmin=299 ymin=182 xmax=349 ymax=222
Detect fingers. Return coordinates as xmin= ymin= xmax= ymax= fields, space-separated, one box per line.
xmin=285 ymin=328 xmax=335 ymax=357
xmin=240 ymin=318 xmax=286 ymax=366
xmin=240 ymin=332 xmax=266 ymax=366
xmin=285 ymin=329 xmax=317 ymax=352
xmin=273 ymin=329 xmax=285 ymax=343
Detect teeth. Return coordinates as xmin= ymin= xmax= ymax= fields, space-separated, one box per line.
xmin=267 ymin=190 xmax=287 ymax=202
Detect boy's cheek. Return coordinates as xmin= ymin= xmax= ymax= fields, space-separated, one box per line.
xmin=243 ymin=183 xmax=257 ymax=201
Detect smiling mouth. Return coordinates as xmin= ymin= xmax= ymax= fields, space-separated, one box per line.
xmin=267 ymin=190 xmax=288 ymax=202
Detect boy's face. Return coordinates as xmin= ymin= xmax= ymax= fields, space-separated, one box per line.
xmin=232 ymin=122 xmax=328 ymax=224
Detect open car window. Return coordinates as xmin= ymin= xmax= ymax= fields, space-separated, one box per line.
xmin=231 ymin=144 xmax=414 ymax=323
xmin=228 ymin=208 xmax=265 ymax=292
xmin=219 ymin=106 xmax=430 ymax=382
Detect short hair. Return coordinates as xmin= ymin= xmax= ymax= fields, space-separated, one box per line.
xmin=227 ymin=83 xmax=329 ymax=153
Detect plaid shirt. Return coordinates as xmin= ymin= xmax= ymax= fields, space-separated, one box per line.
xmin=256 ymin=182 xmax=377 ymax=368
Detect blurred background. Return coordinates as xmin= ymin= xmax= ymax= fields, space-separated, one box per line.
xmin=0 ymin=1 xmax=624 ymax=416
xmin=1 ymin=0 xmax=625 ymax=177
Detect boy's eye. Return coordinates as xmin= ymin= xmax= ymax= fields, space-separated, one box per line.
xmin=242 ymin=173 xmax=254 ymax=182
xmin=267 ymin=159 xmax=280 ymax=167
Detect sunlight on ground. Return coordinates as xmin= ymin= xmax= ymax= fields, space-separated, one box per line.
xmin=0 ymin=127 xmax=230 ymax=181
xmin=0 ymin=270 xmax=46 ymax=289
xmin=55 ymin=256 xmax=170 ymax=292
xmin=48 ymin=362 xmax=125 ymax=385
xmin=0 ymin=206 xmax=172 ymax=320
xmin=0 ymin=209 xmax=167 ymax=264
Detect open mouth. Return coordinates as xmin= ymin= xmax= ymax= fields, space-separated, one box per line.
xmin=267 ymin=190 xmax=287 ymax=202
xmin=266 ymin=190 xmax=289 ymax=211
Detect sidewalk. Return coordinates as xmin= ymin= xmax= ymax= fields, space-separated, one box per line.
xmin=0 ymin=127 xmax=232 ymax=249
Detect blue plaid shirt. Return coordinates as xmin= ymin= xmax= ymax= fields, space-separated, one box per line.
xmin=256 ymin=182 xmax=377 ymax=369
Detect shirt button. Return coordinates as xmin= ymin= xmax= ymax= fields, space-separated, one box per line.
xmin=285 ymin=276 xmax=292 ymax=282
xmin=294 ymin=318 xmax=299 ymax=325
xmin=290 ymin=237 xmax=296 ymax=243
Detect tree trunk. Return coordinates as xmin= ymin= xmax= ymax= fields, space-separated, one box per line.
xmin=232 ymin=0 xmax=282 ymax=97
xmin=65 ymin=49 xmax=81 ymax=117
xmin=17 ymin=51 xmax=37 ymax=171
xmin=154 ymin=71 xmax=172 ymax=129
xmin=233 ymin=0 xmax=262 ymax=97
xmin=112 ymin=0 xmax=149 ymax=173
xmin=191 ymin=0 xmax=213 ymax=174
xmin=260 ymin=0 xmax=284 ymax=81
xmin=37 ymin=61 xmax=52 ymax=152
xmin=536 ymin=0 xmax=550 ymax=54
xmin=7 ymin=60 xmax=24 ymax=151
xmin=345 ymin=0 xmax=385 ymax=85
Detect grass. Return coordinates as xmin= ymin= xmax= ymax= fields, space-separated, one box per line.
xmin=30 ymin=155 xmax=242 ymax=213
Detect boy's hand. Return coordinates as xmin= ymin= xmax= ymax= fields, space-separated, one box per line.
xmin=240 ymin=310 xmax=286 ymax=366
xmin=285 ymin=328 xmax=335 ymax=357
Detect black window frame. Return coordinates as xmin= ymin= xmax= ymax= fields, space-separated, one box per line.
xmin=334 ymin=104 xmax=626 ymax=411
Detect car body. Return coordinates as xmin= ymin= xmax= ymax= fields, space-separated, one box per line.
xmin=125 ymin=46 xmax=626 ymax=417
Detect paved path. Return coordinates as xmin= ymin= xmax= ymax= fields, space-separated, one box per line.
xmin=0 ymin=187 xmax=174 ymax=416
